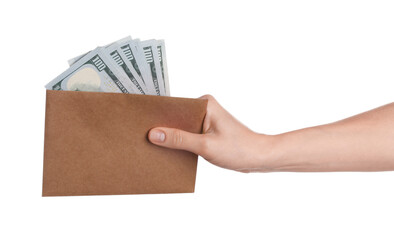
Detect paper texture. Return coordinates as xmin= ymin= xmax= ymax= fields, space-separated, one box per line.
xmin=43 ymin=90 xmax=207 ymax=196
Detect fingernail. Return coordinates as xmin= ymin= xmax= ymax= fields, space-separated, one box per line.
xmin=149 ymin=129 xmax=166 ymax=142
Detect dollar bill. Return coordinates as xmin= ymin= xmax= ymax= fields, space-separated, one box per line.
xmin=139 ymin=40 xmax=166 ymax=96
xmin=105 ymin=43 xmax=147 ymax=94
xmin=50 ymin=36 xmax=171 ymax=96
xmin=46 ymin=47 xmax=132 ymax=93
xmin=118 ymin=40 xmax=156 ymax=95
xmin=157 ymin=40 xmax=170 ymax=96
xmin=92 ymin=48 xmax=143 ymax=94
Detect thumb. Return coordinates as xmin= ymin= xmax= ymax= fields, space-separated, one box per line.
xmin=148 ymin=127 xmax=204 ymax=154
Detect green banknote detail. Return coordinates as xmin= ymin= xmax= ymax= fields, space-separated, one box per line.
xmin=110 ymin=50 xmax=145 ymax=94
xmin=143 ymin=46 xmax=160 ymax=95
xmin=46 ymin=50 xmax=129 ymax=93
xmin=121 ymin=44 xmax=145 ymax=85
xmin=157 ymin=46 xmax=166 ymax=91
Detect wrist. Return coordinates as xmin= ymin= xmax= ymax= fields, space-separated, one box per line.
xmin=246 ymin=133 xmax=283 ymax=172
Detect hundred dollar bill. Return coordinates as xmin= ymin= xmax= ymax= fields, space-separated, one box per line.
xmin=139 ymin=40 xmax=165 ymax=96
xmin=105 ymin=43 xmax=147 ymax=94
xmin=95 ymin=48 xmax=143 ymax=94
xmin=118 ymin=40 xmax=156 ymax=95
xmin=68 ymin=36 xmax=132 ymax=66
xmin=46 ymin=47 xmax=131 ymax=93
xmin=157 ymin=40 xmax=170 ymax=96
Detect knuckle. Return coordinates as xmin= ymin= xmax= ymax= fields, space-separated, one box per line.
xmin=172 ymin=130 xmax=183 ymax=147
xmin=201 ymin=94 xmax=215 ymax=101
xmin=201 ymin=95 xmax=219 ymax=112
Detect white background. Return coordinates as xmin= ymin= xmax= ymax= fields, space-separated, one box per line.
xmin=1 ymin=0 xmax=393 ymax=239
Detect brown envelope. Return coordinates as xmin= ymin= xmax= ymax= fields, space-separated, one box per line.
xmin=43 ymin=90 xmax=207 ymax=196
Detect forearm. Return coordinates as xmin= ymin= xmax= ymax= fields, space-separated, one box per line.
xmin=264 ymin=103 xmax=394 ymax=172
xmin=149 ymin=96 xmax=394 ymax=173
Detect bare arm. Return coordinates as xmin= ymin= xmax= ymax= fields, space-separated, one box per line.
xmin=148 ymin=95 xmax=394 ymax=173
xmin=268 ymin=102 xmax=394 ymax=172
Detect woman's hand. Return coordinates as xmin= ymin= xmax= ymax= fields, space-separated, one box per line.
xmin=149 ymin=95 xmax=394 ymax=173
xmin=148 ymin=95 xmax=274 ymax=172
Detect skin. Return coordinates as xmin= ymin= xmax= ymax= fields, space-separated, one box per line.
xmin=148 ymin=95 xmax=394 ymax=173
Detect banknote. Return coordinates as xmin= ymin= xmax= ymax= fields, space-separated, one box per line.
xmin=46 ymin=48 xmax=131 ymax=93
xmin=139 ymin=40 xmax=165 ymax=95
xmin=118 ymin=40 xmax=156 ymax=95
xmin=84 ymin=47 xmax=143 ymax=94
xmin=47 ymin=36 xmax=170 ymax=96
xmin=105 ymin=43 xmax=147 ymax=94
xmin=157 ymin=40 xmax=170 ymax=96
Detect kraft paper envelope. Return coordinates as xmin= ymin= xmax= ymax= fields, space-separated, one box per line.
xmin=43 ymin=90 xmax=207 ymax=196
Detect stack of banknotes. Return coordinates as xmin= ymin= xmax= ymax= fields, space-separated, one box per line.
xmin=45 ymin=36 xmax=170 ymax=96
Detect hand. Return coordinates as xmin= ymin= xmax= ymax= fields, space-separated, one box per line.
xmin=149 ymin=98 xmax=394 ymax=172
xmin=148 ymin=95 xmax=273 ymax=172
